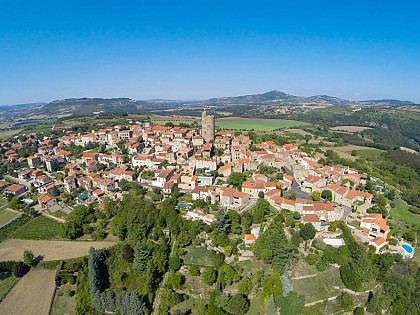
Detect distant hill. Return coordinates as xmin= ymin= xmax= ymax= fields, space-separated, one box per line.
xmin=0 ymin=91 xmax=416 ymax=119
xmin=359 ymin=99 xmax=415 ymax=106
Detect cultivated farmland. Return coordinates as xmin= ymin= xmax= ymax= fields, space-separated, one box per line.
xmin=0 ymin=269 xmax=56 ymax=315
xmin=330 ymin=125 xmax=372 ymax=133
xmin=0 ymin=209 xmax=20 ymax=226
xmin=0 ymin=239 xmax=116 ymax=261
xmin=9 ymin=215 xmax=63 ymax=240
xmin=216 ymin=117 xmax=310 ymax=131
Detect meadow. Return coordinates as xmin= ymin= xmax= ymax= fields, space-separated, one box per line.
xmin=9 ymin=215 xmax=63 ymax=240
xmin=0 ymin=209 xmax=20 ymax=226
xmin=216 ymin=117 xmax=310 ymax=131
xmin=0 ymin=129 xmax=23 ymax=139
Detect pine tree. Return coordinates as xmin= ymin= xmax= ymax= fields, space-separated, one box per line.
xmin=133 ymin=240 xmax=150 ymax=272
xmin=265 ymin=294 xmax=277 ymax=315
xmin=120 ymin=292 xmax=146 ymax=315
xmin=212 ymin=209 xmax=230 ymax=235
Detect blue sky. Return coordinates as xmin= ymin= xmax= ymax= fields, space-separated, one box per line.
xmin=1 ymin=1 xmax=420 ymax=104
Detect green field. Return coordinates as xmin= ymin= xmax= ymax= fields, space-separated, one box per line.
xmin=291 ymin=260 xmax=345 ymax=304
xmin=0 ymin=275 xmax=19 ymax=302
xmin=353 ymin=149 xmax=384 ymax=159
xmin=0 ymin=129 xmax=23 ymax=139
xmin=0 ymin=209 xmax=20 ymax=226
xmin=183 ymin=246 xmax=215 ymax=266
xmin=50 ymin=283 xmax=77 ymax=315
xmin=9 ymin=216 xmax=63 ymax=240
xmin=389 ymin=198 xmax=420 ymax=237
xmin=0 ymin=197 xmax=8 ymax=207
xmin=216 ymin=118 xmax=310 ymax=131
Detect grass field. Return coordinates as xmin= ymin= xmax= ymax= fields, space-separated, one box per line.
xmin=50 ymin=283 xmax=77 ymax=315
xmin=291 ymin=260 xmax=344 ymax=304
xmin=0 ymin=269 xmax=56 ymax=315
xmin=0 ymin=275 xmax=19 ymax=302
xmin=353 ymin=149 xmax=384 ymax=159
xmin=0 ymin=239 xmax=116 ymax=261
xmin=183 ymin=246 xmax=215 ymax=266
xmin=0 ymin=197 xmax=9 ymax=207
xmin=10 ymin=215 xmax=63 ymax=240
xmin=321 ymin=145 xmax=383 ymax=161
xmin=389 ymin=198 xmax=420 ymax=238
xmin=0 ymin=209 xmax=20 ymax=226
xmin=150 ymin=115 xmax=199 ymax=125
xmin=0 ymin=129 xmax=23 ymax=139
xmin=216 ymin=117 xmax=310 ymax=131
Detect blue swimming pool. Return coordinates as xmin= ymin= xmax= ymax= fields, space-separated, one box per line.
xmin=22 ymin=199 xmax=32 ymax=205
xmin=178 ymin=202 xmax=190 ymax=209
xmin=402 ymin=244 xmax=413 ymax=254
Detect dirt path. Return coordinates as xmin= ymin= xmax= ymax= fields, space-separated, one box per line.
xmin=304 ymin=288 xmax=370 ymax=307
xmin=0 ymin=239 xmax=116 ymax=261
xmin=292 ymin=274 xmax=317 ymax=280
xmin=0 ymin=269 xmax=56 ymax=315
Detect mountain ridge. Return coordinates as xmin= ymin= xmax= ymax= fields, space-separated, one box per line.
xmin=0 ymin=91 xmax=416 ymax=119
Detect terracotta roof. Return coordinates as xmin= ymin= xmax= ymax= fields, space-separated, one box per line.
xmin=6 ymin=184 xmax=26 ymax=193
xmin=245 ymin=234 xmax=256 ymax=241
xmin=370 ymin=237 xmax=386 ymax=246
xmin=303 ymin=214 xmax=320 ymax=222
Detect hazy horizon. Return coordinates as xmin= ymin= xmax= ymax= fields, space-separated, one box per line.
xmin=1 ymin=1 xmax=420 ymax=104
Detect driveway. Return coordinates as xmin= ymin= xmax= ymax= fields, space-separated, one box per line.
xmin=4 ymin=175 xmax=31 ymax=189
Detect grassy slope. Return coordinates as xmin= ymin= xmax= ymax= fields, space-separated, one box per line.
xmin=216 ymin=118 xmax=309 ymax=131
xmin=0 ymin=209 xmax=19 ymax=225
xmin=0 ymin=276 xmax=19 ymax=302
xmin=10 ymin=216 xmax=63 ymax=240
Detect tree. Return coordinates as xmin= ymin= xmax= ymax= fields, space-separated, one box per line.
xmin=23 ymin=250 xmax=35 ymax=267
xmin=227 ymin=172 xmax=248 ymax=190
xmin=133 ymin=240 xmax=150 ymax=272
xmin=262 ymin=273 xmax=283 ymax=302
xmin=217 ymin=264 xmax=240 ymax=288
xmin=280 ymin=291 xmax=305 ymax=315
xmin=224 ymin=294 xmax=250 ymax=315
xmin=213 ymin=209 xmax=230 ymax=235
xmin=252 ymin=198 xmax=271 ymax=224
xmin=238 ymin=278 xmax=252 ymax=296
xmin=299 ymin=223 xmax=316 ymax=240
xmin=338 ymin=292 xmax=354 ymax=312
xmin=353 ymin=306 xmax=364 ymax=315
xmin=258 ymin=191 xmax=265 ymax=199
xmin=311 ymin=191 xmax=321 ymax=201
xmin=227 ymin=210 xmax=241 ymax=234
xmin=265 ymin=294 xmax=277 ymax=315
xmin=253 ymin=222 xmax=294 ymax=273
xmin=189 ymin=265 xmax=200 ymax=276
xmin=241 ymin=211 xmax=253 ymax=233
xmin=202 ymin=267 xmax=217 ymax=285
xmin=224 ymin=245 xmax=233 ymax=257
xmin=321 ymin=190 xmax=332 ymax=201
xmin=120 ymin=292 xmax=146 ymax=315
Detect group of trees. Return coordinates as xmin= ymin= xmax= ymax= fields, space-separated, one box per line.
xmin=88 ymin=247 xmax=146 ymax=314
xmin=252 ymin=217 xmax=294 ymax=273
xmin=61 ymin=205 xmax=99 ymax=239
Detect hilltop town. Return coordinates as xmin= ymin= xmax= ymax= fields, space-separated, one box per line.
xmin=0 ymin=110 xmax=417 ymax=314
xmin=1 ymin=111 xmax=407 ymax=253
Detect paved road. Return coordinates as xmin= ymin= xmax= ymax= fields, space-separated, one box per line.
xmin=4 ymin=175 xmax=31 ymax=189
xmin=283 ymin=167 xmax=312 ymax=199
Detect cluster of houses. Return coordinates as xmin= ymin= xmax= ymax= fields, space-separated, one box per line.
xmin=0 ymin=115 xmax=392 ymax=253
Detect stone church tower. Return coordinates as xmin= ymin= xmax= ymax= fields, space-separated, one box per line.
xmin=201 ymin=110 xmax=215 ymax=143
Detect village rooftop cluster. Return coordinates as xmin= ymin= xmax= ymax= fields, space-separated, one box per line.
xmin=0 ymin=111 xmax=412 ymax=257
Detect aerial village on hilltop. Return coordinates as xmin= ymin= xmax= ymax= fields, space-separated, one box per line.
xmin=0 ymin=110 xmax=413 ymax=259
